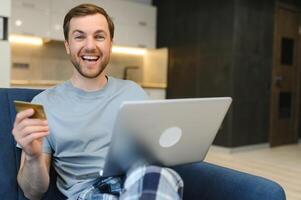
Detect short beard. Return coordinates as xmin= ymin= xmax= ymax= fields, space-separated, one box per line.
xmin=71 ymin=59 xmax=108 ymax=79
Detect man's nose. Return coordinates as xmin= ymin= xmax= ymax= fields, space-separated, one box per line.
xmin=85 ymin=37 xmax=97 ymax=50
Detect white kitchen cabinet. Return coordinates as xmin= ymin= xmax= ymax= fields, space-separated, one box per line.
xmin=126 ymin=25 xmax=156 ymax=48
xmin=51 ymin=0 xmax=101 ymax=14
xmin=113 ymin=23 xmax=126 ymax=46
xmin=12 ymin=0 xmax=50 ymax=12
xmin=51 ymin=0 xmax=111 ymax=15
xmin=0 ymin=0 xmax=11 ymax=17
xmin=114 ymin=23 xmax=155 ymax=48
xmin=49 ymin=0 xmax=84 ymax=41
xmin=49 ymin=12 xmax=64 ymax=41
xmin=110 ymin=1 xmax=156 ymax=28
xmin=90 ymin=0 xmax=157 ymax=48
xmin=10 ymin=0 xmax=156 ymax=48
xmin=50 ymin=0 xmax=75 ymax=15
xmin=10 ymin=6 xmax=50 ymax=37
xmin=99 ymin=0 xmax=156 ymax=48
xmin=52 ymin=0 xmax=157 ymax=48
xmin=49 ymin=0 xmax=108 ymax=41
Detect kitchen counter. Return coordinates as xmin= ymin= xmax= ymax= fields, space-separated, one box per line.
xmin=139 ymin=82 xmax=166 ymax=89
xmin=11 ymin=80 xmax=64 ymax=88
xmin=11 ymin=79 xmax=166 ymax=99
xmin=10 ymin=80 xmax=167 ymax=89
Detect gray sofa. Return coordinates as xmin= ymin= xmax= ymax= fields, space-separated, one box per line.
xmin=0 ymin=88 xmax=286 ymax=200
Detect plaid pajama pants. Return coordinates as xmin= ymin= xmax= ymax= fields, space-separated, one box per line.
xmin=77 ymin=165 xmax=184 ymax=200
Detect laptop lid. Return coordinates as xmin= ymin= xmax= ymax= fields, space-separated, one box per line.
xmin=102 ymin=97 xmax=232 ymax=177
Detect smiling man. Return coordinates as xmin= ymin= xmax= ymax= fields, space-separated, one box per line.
xmin=12 ymin=4 xmax=183 ymax=200
xmin=65 ymin=8 xmax=112 ymax=89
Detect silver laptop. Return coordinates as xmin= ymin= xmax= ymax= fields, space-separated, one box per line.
xmin=101 ymin=97 xmax=232 ymax=177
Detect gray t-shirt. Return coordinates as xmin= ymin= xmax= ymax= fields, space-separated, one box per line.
xmin=31 ymin=76 xmax=148 ymax=198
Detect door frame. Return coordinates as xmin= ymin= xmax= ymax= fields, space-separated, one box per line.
xmin=269 ymin=2 xmax=301 ymax=146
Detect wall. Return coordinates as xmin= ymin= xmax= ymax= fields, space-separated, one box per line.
xmin=109 ymin=54 xmax=144 ymax=82
xmin=299 ymin=6 xmax=301 ymax=141
xmin=11 ymin=41 xmax=72 ymax=81
xmin=0 ymin=41 xmax=11 ymax=87
xmin=0 ymin=0 xmax=11 ymax=88
xmin=154 ymin=0 xmax=235 ymax=146
xmin=155 ymin=0 xmax=275 ymax=147
xmin=231 ymin=0 xmax=274 ymax=146
xmin=11 ymin=40 xmax=144 ymax=83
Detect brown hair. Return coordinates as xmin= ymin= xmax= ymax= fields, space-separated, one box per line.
xmin=63 ymin=4 xmax=114 ymax=41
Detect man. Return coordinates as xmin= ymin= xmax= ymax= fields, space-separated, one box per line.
xmin=12 ymin=4 xmax=183 ymax=200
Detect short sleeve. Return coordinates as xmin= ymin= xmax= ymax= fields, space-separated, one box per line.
xmin=42 ymin=136 xmax=52 ymax=154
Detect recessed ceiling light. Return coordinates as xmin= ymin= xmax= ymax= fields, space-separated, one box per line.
xmin=15 ymin=20 xmax=22 ymax=26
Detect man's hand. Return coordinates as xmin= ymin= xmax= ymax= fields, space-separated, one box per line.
xmin=12 ymin=108 xmax=49 ymax=160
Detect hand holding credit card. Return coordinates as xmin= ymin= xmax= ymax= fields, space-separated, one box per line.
xmin=14 ymin=100 xmax=47 ymax=120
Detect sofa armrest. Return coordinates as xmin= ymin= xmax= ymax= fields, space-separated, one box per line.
xmin=173 ymin=162 xmax=286 ymax=200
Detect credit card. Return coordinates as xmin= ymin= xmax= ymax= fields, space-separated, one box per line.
xmin=14 ymin=100 xmax=47 ymax=120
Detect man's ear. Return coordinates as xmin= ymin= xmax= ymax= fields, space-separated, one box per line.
xmin=109 ymin=40 xmax=113 ymax=53
xmin=64 ymin=40 xmax=70 ymax=54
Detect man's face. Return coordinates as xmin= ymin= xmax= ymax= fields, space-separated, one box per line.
xmin=65 ymin=14 xmax=112 ymax=79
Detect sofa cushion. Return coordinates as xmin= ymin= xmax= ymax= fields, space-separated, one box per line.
xmin=0 ymin=88 xmax=42 ymax=199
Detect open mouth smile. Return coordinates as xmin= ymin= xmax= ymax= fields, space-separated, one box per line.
xmin=81 ymin=55 xmax=100 ymax=62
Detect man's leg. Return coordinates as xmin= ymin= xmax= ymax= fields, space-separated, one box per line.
xmin=77 ymin=177 xmax=122 ymax=200
xmin=120 ymin=165 xmax=183 ymax=200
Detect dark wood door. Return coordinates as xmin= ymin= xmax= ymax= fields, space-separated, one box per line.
xmin=270 ymin=4 xmax=300 ymax=147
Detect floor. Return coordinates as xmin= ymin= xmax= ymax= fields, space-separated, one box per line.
xmin=205 ymin=143 xmax=301 ymax=200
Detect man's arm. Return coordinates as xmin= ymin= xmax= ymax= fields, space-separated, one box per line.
xmin=17 ymin=152 xmax=51 ymax=200
xmin=12 ymin=108 xmax=51 ymax=200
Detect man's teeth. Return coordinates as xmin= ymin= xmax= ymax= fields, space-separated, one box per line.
xmin=82 ymin=56 xmax=99 ymax=61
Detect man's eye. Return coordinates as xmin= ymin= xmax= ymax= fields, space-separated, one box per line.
xmin=75 ymin=35 xmax=84 ymax=40
xmin=96 ymin=35 xmax=105 ymax=40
